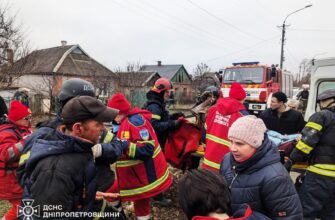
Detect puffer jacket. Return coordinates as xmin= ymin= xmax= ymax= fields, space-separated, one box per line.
xmin=21 ymin=129 xmax=97 ymax=216
xmin=220 ymin=136 xmax=303 ymax=220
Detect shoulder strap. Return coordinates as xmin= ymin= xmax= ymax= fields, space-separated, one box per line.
xmin=0 ymin=124 xmax=21 ymax=140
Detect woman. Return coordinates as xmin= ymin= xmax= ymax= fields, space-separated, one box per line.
xmin=220 ymin=115 xmax=302 ymax=220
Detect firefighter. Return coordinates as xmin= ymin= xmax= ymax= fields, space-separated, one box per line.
xmin=107 ymin=93 xmax=172 ymax=220
xmin=202 ymin=82 xmax=249 ymax=172
xmin=145 ymin=77 xmax=183 ymax=151
xmin=0 ymin=100 xmax=32 ymax=220
xmin=284 ymin=89 xmax=335 ymax=220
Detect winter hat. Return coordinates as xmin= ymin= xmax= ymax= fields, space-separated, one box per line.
xmin=229 ymin=82 xmax=246 ymax=100
xmin=228 ymin=115 xmax=267 ymax=148
xmin=272 ymin=91 xmax=288 ymax=103
xmin=8 ymin=100 xmax=31 ymax=122
xmin=108 ymin=93 xmax=131 ymax=115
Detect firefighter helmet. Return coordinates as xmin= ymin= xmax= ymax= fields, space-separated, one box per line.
xmin=317 ymin=89 xmax=335 ymax=102
xmin=59 ymin=78 xmax=95 ymax=105
xmin=205 ymin=86 xmax=219 ymax=99
xmin=151 ymin=78 xmax=173 ymax=93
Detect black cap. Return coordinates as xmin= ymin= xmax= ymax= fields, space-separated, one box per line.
xmin=272 ymin=91 xmax=288 ymax=103
xmin=317 ymin=89 xmax=335 ymax=102
xmin=61 ymin=96 xmax=119 ymax=124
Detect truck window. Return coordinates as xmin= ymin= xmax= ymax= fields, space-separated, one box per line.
xmin=223 ymin=67 xmax=263 ymax=84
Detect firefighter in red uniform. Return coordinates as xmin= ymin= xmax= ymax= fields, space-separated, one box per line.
xmin=202 ymin=82 xmax=249 ymax=172
xmin=107 ymin=93 xmax=172 ymax=220
xmin=0 ymin=101 xmax=32 ymax=220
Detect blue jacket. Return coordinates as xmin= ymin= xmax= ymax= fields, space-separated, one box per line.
xmin=220 ymin=136 xmax=303 ymax=220
xmin=22 ymin=129 xmax=97 ymax=216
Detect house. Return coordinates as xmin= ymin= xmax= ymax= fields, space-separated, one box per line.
xmin=141 ymin=61 xmax=193 ymax=101
xmin=7 ymin=41 xmax=118 ymax=113
xmin=115 ymin=71 xmax=160 ymax=108
xmin=192 ymin=72 xmax=221 ymax=93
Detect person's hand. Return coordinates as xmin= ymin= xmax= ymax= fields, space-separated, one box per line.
xmin=174 ymin=117 xmax=184 ymax=129
xmin=170 ymin=112 xmax=185 ymax=120
xmin=96 ymin=191 xmax=120 ymax=200
xmin=284 ymin=158 xmax=294 ymax=172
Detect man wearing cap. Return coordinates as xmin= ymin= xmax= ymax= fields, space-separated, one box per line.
xmin=21 ymin=96 xmax=120 ymax=216
xmin=220 ymin=116 xmax=302 ymax=219
xmin=284 ymin=89 xmax=335 ymax=219
xmin=0 ymin=100 xmax=32 ymax=219
xmin=202 ymin=82 xmax=249 ymax=172
xmin=259 ymin=91 xmax=305 ymax=135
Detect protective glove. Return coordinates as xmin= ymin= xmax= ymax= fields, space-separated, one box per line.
xmin=284 ymin=158 xmax=294 ymax=172
xmin=174 ymin=117 xmax=184 ymax=129
xmin=170 ymin=112 xmax=185 ymax=120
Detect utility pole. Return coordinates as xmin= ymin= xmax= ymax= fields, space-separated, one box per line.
xmin=279 ymin=5 xmax=312 ymax=70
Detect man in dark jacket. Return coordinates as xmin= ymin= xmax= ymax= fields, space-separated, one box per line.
xmin=284 ymin=89 xmax=335 ymax=220
xmin=21 ymin=96 xmax=120 ymax=218
xmin=0 ymin=95 xmax=8 ymax=121
xmin=145 ymin=77 xmax=183 ymax=150
xmin=259 ymin=91 xmax=305 ymax=134
xmin=220 ymin=116 xmax=302 ymax=219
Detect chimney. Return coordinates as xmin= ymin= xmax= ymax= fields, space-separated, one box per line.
xmin=6 ymin=49 xmax=13 ymax=66
xmin=157 ymin=61 xmax=162 ymax=66
xmin=61 ymin=40 xmax=67 ymax=46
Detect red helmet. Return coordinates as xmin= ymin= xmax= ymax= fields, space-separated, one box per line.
xmin=152 ymin=78 xmax=173 ymax=93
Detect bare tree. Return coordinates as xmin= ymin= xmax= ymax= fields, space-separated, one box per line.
xmin=0 ymin=3 xmax=31 ymax=88
xmin=193 ymin=63 xmax=211 ymax=77
xmin=126 ymin=60 xmax=142 ymax=72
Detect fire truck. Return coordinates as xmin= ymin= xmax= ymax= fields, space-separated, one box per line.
xmin=221 ymin=61 xmax=293 ymax=114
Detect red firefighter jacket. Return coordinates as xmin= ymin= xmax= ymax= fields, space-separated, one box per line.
xmin=0 ymin=123 xmax=31 ymax=199
xmin=202 ymin=98 xmax=248 ymax=172
xmin=116 ymin=108 xmax=172 ymax=201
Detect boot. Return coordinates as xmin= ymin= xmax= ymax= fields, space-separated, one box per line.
xmin=152 ymin=193 xmax=173 ymax=207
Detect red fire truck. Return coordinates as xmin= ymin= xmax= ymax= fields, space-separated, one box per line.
xmin=221 ymin=61 xmax=293 ymax=114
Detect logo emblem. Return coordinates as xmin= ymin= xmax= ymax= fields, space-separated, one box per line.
xmin=139 ymin=129 xmax=149 ymax=140
xmin=18 ymin=199 xmax=40 ymax=220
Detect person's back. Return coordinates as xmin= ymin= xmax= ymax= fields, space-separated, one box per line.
xmin=203 ymin=82 xmax=249 ymax=172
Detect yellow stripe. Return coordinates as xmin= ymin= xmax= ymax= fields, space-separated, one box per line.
xmin=116 ymin=160 xmax=143 ymax=167
xmin=307 ymin=164 xmax=335 ymax=177
xmin=93 ymin=199 xmax=107 ymax=220
xmin=19 ymin=151 xmax=30 ymax=165
xmin=206 ymin=134 xmax=231 ymax=147
xmin=153 ymin=146 xmax=161 ymax=158
xmin=204 ymin=123 xmax=207 ymax=130
xmin=120 ymin=168 xmax=170 ymax=197
xmin=296 ymin=140 xmax=313 ymax=154
xmin=152 ymin=114 xmax=161 ymax=120
xmin=128 ymin=143 xmax=136 ymax=158
xmin=203 ymin=158 xmax=220 ymax=170
xmin=306 ymin=122 xmax=323 ymax=131
xmin=247 ymin=85 xmax=252 ymax=88
xmin=103 ymin=130 xmax=114 ymax=143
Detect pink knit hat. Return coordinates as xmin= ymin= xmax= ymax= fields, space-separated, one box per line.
xmin=228 ymin=115 xmax=267 ymax=148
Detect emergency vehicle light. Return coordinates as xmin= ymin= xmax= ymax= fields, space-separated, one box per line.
xmin=232 ymin=61 xmax=260 ymax=66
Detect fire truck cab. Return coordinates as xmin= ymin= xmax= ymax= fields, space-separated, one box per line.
xmin=221 ymin=61 xmax=293 ymax=114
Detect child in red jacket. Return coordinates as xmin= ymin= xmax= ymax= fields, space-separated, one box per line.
xmin=0 ymin=101 xmax=32 ymax=220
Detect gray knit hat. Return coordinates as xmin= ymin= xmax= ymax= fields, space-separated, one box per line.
xmin=228 ymin=115 xmax=267 ymax=148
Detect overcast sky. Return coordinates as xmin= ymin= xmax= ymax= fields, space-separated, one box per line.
xmin=4 ymin=0 xmax=335 ymax=75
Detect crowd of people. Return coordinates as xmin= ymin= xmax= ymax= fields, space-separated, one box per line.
xmin=0 ymin=77 xmax=334 ymax=220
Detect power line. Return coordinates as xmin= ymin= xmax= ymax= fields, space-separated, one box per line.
xmin=191 ymin=34 xmax=281 ymax=66
xmin=290 ymin=28 xmax=335 ymax=32
xmin=185 ymin=0 xmax=269 ymax=42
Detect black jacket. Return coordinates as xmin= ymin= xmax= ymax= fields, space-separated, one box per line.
xmin=22 ymin=129 xmax=97 ymax=216
xmin=259 ymin=108 xmax=306 ymax=135
xmin=290 ymin=106 xmax=335 ymax=165
xmin=220 ymin=136 xmax=303 ymax=220
xmin=145 ymin=91 xmax=178 ymax=148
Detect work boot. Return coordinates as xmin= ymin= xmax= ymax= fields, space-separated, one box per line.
xmin=152 ymin=194 xmax=173 ymax=207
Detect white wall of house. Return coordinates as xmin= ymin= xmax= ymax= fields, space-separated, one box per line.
xmin=16 ymin=75 xmax=53 ymax=96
